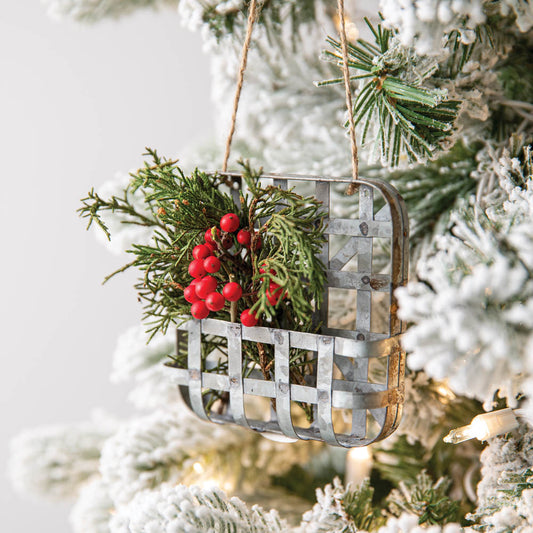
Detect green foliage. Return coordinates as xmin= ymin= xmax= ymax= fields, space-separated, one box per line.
xmin=321 ymin=17 xmax=460 ymax=167
xmin=498 ymin=468 xmax=533 ymax=500
xmin=271 ymin=463 xmax=336 ymax=503
xmin=387 ymin=471 xmax=460 ymax=525
xmin=343 ymin=480 xmax=387 ymax=531
xmin=79 ymin=149 xmax=327 ymax=420
xmin=468 ymin=468 xmax=533 ymax=530
xmin=79 ymin=150 xmax=326 ymax=336
xmin=240 ymin=162 xmax=327 ymax=323
xmin=386 ymin=141 xmax=479 ymax=246
xmin=79 ymin=186 xmax=160 ymax=240
xmin=441 ymin=24 xmax=497 ymax=79
xmin=201 ymin=0 xmax=319 ymax=43
xmin=492 ymin=36 xmax=533 ymax=141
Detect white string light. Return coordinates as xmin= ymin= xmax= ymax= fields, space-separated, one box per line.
xmin=444 ymin=408 xmax=521 ymax=444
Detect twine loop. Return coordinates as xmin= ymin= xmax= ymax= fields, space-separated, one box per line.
xmin=221 ymin=0 xmax=359 ymax=193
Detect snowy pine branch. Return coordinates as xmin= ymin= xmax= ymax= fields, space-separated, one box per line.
xmin=387 ymin=471 xmax=460 ymax=526
xmin=9 ymin=412 xmax=117 ymax=501
xmin=110 ymin=483 xmax=288 ymax=533
xmin=321 ymin=17 xmax=460 ymax=167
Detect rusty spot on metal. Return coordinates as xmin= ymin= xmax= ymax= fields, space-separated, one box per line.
xmin=370 ymin=277 xmax=389 ymax=290
xmin=359 ymin=221 xmax=369 ymax=235
xmin=189 ymin=369 xmax=201 ymax=380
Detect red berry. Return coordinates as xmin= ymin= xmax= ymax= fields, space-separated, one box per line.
xmin=193 ymin=244 xmax=210 ymax=260
xmin=266 ymin=282 xmax=283 ymax=306
xmin=241 ymin=309 xmax=258 ymax=327
xmin=196 ymin=276 xmax=218 ymax=299
xmin=237 ymin=229 xmax=251 ymax=247
xmin=204 ymin=256 xmax=221 ymax=273
xmin=205 ymin=227 xmax=220 ymax=243
xmin=222 ymin=282 xmax=243 ymax=302
xmin=259 ymin=264 xmax=277 ymax=281
xmin=184 ymin=285 xmax=201 ymax=303
xmin=205 ymin=292 xmax=226 ymax=312
xmin=191 ymin=301 xmax=209 ymax=320
xmin=205 ymin=241 xmax=217 ymax=254
xmin=220 ymin=213 xmax=240 ymax=233
xmin=259 ymin=264 xmax=276 ymax=275
xmin=189 ymin=259 xmax=206 ymax=278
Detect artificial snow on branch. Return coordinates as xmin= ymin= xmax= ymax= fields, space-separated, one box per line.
xmin=109 ymin=483 xmax=288 ymax=533
xmin=379 ymin=0 xmax=533 ymax=55
xmin=470 ymin=425 xmax=533 ymax=531
xmin=397 ymin=145 xmax=533 ymax=407
xmin=42 ymin=0 xmax=179 ymax=22
xmin=110 ymin=325 xmax=182 ymax=409
xmin=99 ymin=406 xmax=314 ymax=506
xmin=9 ymin=411 xmax=117 ymax=501
xmin=69 ymin=478 xmax=114 ymax=533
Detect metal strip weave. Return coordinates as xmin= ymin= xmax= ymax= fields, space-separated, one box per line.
xmin=171 ymin=173 xmax=409 ymax=447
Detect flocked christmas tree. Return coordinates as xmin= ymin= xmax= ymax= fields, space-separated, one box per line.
xmin=9 ymin=0 xmax=533 ymax=531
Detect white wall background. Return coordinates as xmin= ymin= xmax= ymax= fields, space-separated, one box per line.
xmin=0 ymin=3 xmax=212 ymax=531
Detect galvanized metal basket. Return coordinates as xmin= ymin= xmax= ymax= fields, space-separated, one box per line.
xmin=169 ymin=172 xmax=409 ymax=447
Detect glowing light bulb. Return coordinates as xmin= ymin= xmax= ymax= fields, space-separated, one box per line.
xmin=444 ymin=408 xmax=519 ymax=444
xmin=345 ymin=446 xmax=373 ymax=486
xmin=193 ymin=462 xmax=204 ymax=474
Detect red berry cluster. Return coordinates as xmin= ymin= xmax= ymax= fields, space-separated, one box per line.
xmin=259 ymin=265 xmax=285 ymax=306
xmin=183 ymin=213 xmax=259 ymax=327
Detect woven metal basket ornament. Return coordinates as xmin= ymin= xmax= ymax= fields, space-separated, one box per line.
xmin=169 ymin=172 xmax=409 ymax=447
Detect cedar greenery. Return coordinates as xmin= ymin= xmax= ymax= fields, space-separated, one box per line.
xmin=79 ymin=149 xmax=327 ymax=420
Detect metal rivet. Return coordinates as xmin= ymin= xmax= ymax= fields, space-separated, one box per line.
xmin=359 ymin=222 xmax=369 ymax=235
xmin=357 ymin=333 xmax=365 ymax=341
xmin=278 ymin=382 xmax=289 ymax=394
xmin=362 ymin=275 xmax=370 ymax=284
xmin=273 ymin=331 xmax=284 ymax=345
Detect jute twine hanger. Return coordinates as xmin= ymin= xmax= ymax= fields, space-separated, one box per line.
xmin=221 ymin=0 xmax=360 ymax=195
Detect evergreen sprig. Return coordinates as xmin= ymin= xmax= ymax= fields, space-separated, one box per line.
xmin=240 ymin=164 xmax=327 ymax=323
xmin=79 ymin=150 xmax=327 ymax=420
xmin=498 ymin=468 xmax=533 ymax=499
xmin=201 ymin=0 xmax=319 ymax=43
xmin=343 ymin=480 xmax=387 ymax=532
xmin=79 ymin=187 xmax=161 ymax=240
xmin=386 ymin=471 xmax=460 ymax=526
xmin=386 ymin=141 xmax=479 ymax=247
xmin=320 ymin=17 xmax=460 ymax=166
xmin=468 ymin=468 xmax=533 ymax=530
